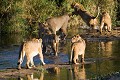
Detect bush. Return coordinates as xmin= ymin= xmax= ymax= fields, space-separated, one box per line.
xmin=0 ymin=0 xmax=119 ymax=33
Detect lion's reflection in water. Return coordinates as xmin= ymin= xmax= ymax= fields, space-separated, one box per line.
xmin=101 ymin=41 xmax=112 ymax=57
xmin=18 ymin=65 xmax=86 ymax=80
xmin=19 ymin=72 xmax=44 ymax=80
xmin=69 ymin=64 xmax=86 ymax=80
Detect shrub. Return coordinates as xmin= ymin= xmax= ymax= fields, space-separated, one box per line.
xmin=0 ymin=0 xmax=119 ymax=33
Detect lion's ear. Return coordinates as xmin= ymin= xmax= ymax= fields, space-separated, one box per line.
xmin=39 ymin=38 xmax=42 ymax=43
xmin=43 ymin=22 xmax=48 ymax=26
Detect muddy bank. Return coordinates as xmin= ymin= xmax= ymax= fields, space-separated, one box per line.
xmin=81 ymin=29 xmax=120 ymax=41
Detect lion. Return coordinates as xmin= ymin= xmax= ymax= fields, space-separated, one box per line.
xmin=17 ymin=38 xmax=45 ymax=69
xmin=70 ymin=34 xmax=86 ymax=64
xmin=100 ymin=12 xmax=112 ymax=33
xmin=71 ymin=2 xmax=100 ymax=30
xmin=43 ymin=14 xmax=70 ymax=40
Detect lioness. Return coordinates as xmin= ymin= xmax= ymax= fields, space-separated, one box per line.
xmin=17 ymin=38 xmax=45 ymax=69
xmin=70 ymin=34 xmax=86 ymax=64
xmin=43 ymin=14 xmax=70 ymax=40
xmin=71 ymin=2 xmax=99 ymax=30
xmin=100 ymin=12 xmax=112 ymax=33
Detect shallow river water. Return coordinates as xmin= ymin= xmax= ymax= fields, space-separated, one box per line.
xmin=0 ymin=33 xmax=120 ymax=80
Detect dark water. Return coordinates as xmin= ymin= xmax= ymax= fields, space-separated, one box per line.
xmin=0 ymin=33 xmax=120 ymax=80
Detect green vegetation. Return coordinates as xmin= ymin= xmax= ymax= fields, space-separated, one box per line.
xmin=0 ymin=0 xmax=119 ymax=34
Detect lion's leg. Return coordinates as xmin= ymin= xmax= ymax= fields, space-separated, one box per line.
xmin=100 ymin=22 xmax=104 ymax=34
xmin=26 ymin=58 xmax=32 ymax=69
xmin=56 ymin=43 xmax=59 ymax=56
xmin=38 ymin=52 xmax=45 ymax=65
xmin=70 ymin=47 xmax=74 ymax=63
xmin=73 ymin=54 xmax=79 ymax=64
xmin=30 ymin=57 xmax=35 ymax=68
xmin=81 ymin=53 xmax=85 ymax=63
xmin=105 ymin=26 xmax=108 ymax=31
xmin=52 ymin=42 xmax=58 ymax=56
xmin=108 ymin=25 xmax=111 ymax=32
xmin=73 ymin=57 xmax=79 ymax=64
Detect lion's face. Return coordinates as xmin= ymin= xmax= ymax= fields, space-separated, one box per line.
xmin=32 ymin=38 xmax=42 ymax=42
xmin=71 ymin=34 xmax=82 ymax=43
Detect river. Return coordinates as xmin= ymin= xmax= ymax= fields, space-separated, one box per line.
xmin=0 ymin=32 xmax=120 ymax=80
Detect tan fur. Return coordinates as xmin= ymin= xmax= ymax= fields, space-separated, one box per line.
xmin=32 ymin=38 xmax=39 ymax=42
xmin=17 ymin=38 xmax=45 ymax=69
xmin=72 ymin=2 xmax=99 ymax=29
xmin=71 ymin=34 xmax=82 ymax=43
xmin=73 ymin=65 xmax=86 ymax=79
xmin=101 ymin=41 xmax=112 ymax=57
xmin=89 ymin=18 xmax=98 ymax=29
xmin=53 ymin=35 xmax=60 ymax=56
xmin=26 ymin=72 xmax=44 ymax=80
xmin=44 ymin=15 xmax=70 ymax=39
xmin=54 ymin=67 xmax=60 ymax=75
xmin=100 ymin=12 xmax=112 ymax=33
xmin=70 ymin=34 xmax=86 ymax=64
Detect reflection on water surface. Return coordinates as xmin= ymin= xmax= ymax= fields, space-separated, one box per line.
xmin=0 ymin=34 xmax=120 ymax=80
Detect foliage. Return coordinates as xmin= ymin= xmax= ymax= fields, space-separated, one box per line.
xmin=0 ymin=0 xmax=72 ymax=33
xmin=0 ymin=0 xmax=119 ymax=33
xmin=73 ymin=0 xmax=118 ymax=26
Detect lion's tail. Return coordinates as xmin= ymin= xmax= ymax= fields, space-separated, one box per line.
xmin=17 ymin=43 xmax=25 ymax=65
xmin=95 ymin=7 xmax=100 ymax=19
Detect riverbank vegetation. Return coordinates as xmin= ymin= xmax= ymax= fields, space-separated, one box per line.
xmin=0 ymin=0 xmax=119 ymax=34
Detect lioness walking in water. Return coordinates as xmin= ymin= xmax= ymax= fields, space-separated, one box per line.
xmin=70 ymin=34 xmax=86 ymax=64
xmin=17 ymin=38 xmax=45 ymax=69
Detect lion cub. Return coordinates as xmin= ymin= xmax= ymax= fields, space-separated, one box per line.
xmin=17 ymin=38 xmax=45 ymax=69
xmin=70 ymin=34 xmax=86 ymax=64
xmin=100 ymin=12 xmax=112 ymax=33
